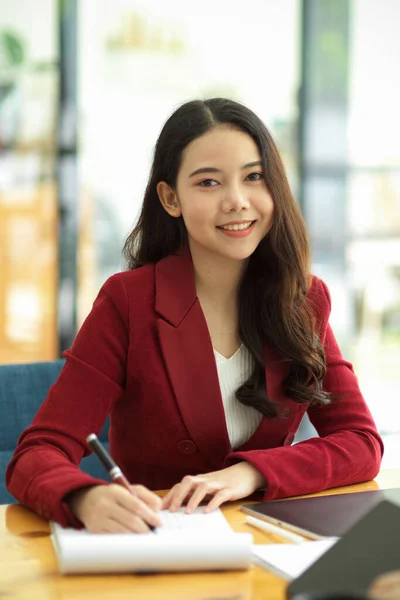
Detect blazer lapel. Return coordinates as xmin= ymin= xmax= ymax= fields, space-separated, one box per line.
xmin=155 ymin=247 xmax=231 ymax=469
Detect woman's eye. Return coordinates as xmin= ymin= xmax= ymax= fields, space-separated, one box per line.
xmin=198 ymin=179 xmax=218 ymax=187
xmin=247 ymin=172 xmax=263 ymax=181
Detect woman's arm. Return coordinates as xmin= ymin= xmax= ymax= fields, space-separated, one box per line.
xmin=6 ymin=274 xmax=143 ymax=527
xmin=225 ymin=277 xmax=383 ymax=500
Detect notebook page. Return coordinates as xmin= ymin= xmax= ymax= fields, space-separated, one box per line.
xmin=252 ymin=538 xmax=338 ymax=580
xmin=156 ymin=506 xmax=233 ymax=534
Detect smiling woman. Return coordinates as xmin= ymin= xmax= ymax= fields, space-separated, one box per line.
xmin=6 ymin=98 xmax=383 ymax=534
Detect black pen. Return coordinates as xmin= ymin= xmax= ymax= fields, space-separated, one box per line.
xmin=86 ymin=433 xmax=157 ymax=532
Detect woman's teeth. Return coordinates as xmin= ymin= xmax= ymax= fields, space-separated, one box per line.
xmin=219 ymin=222 xmax=253 ymax=231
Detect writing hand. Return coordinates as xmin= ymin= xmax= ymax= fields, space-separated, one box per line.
xmin=161 ymin=462 xmax=265 ymax=514
xmin=67 ymin=484 xmax=162 ymax=533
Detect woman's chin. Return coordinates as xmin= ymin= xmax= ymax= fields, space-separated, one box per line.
xmin=215 ymin=247 xmax=256 ymax=263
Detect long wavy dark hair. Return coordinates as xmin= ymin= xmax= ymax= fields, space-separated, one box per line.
xmin=123 ymin=98 xmax=331 ymax=417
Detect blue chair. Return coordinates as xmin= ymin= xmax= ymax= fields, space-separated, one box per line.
xmin=0 ymin=360 xmax=109 ymax=504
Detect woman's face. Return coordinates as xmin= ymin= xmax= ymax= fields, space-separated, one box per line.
xmin=158 ymin=125 xmax=274 ymax=263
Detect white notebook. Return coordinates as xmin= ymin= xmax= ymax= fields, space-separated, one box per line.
xmin=252 ymin=538 xmax=338 ymax=580
xmin=51 ymin=507 xmax=253 ymax=574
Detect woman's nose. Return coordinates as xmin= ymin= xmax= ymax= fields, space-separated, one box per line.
xmin=222 ymin=186 xmax=250 ymax=212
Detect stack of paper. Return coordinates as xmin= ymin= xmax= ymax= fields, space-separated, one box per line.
xmin=51 ymin=507 xmax=253 ymax=574
xmin=252 ymin=538 xmax=338 ymax=579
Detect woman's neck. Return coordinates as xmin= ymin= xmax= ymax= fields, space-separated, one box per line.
xmin=189 ymin=245 xmax=247 ymax=305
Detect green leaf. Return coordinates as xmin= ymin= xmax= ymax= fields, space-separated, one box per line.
xmin=1 ymin=30 xmax=25 ymax=66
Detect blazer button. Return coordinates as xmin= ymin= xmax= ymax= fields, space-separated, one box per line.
xmin=178 ymin=440 xmax=196 ymax=455
xmin=283 ymin=432 xmax=295 ymax=446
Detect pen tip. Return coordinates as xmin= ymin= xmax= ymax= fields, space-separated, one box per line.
xmin=86 ymin=433 xmax=97 ymax=443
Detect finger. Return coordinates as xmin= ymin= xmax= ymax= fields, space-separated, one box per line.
xmin=167 ymin=476 xmax=198 ymax=512
xmin=131 ymin=484 xmax=162 ymax=511
xmin=107 ymin=501 xmax=157 ymax=533
xmin=104 ymin=514 xmax=152 ymax=534
xmin=161 ymin=483 xmax=196 ymax=510
xmin=185 ymin=482 xmax=216 ymax=514
xmin=203 ymin=488 xmax=233 ymax=513
xmin=94 ymin=519 xmax=138 ymax=534
xmin=112 ymin=486 xmax=162 ymax=528
xmin=160 ymin=486 xmax=178 ymax=510
xmin=86 ymin=503 xmax=151 ymax=534
xmin=123 ymin=495 xmax=162 ymax=529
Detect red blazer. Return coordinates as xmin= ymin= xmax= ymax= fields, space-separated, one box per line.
xmin=6 ymin=248 xmax=383 ymax=527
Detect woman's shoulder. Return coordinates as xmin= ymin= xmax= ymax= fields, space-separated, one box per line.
xmin=97 ymin=265 xmax=156 ymax=310
xmin=307 ymin=274 xmax=332 ymax=317
xmin=104 ymin=264 xmax=156 ymax=291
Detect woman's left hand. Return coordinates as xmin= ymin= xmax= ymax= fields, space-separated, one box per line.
xmin=161 ymin=462 xmax=265 ymax=513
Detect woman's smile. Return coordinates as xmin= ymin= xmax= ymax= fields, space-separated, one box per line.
xmin=216 ymin=220 xmax=257 ymax=237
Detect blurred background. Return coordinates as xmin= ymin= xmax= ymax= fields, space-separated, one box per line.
xmin=0 ymin=0 xmax=399 ymax=465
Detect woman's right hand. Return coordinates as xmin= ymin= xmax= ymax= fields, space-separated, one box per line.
xmin=67 ymin=484 xmax=162 ymax=533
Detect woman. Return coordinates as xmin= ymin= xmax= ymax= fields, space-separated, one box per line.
xmin=6 ymin=98 xmax=383 ymax=534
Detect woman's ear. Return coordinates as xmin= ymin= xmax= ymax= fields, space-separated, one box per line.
xmin=156 ymin=182 xmax=181 ymax=218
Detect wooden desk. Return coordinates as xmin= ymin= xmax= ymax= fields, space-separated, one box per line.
xmin=1 ymin=471 xmax=399 ymax=600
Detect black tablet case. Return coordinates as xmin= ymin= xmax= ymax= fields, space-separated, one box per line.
xmin=286 ymin=499 xmax=400 ymax=598
xmin=243 ymin=488 xmax=400 ymax=538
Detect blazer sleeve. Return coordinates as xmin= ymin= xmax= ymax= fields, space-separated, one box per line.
xmin=6 ymin=274 xmax=130 ymax=527
xmin=225 ymin=277 xmax=384 ymax=500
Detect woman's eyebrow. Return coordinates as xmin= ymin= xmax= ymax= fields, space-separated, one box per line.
xmin=189 ymin=160 xmax=263 ymax=178
xmin=189 ymin=166 xmax=221 ymax=178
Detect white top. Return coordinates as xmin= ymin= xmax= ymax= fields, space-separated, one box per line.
xmin=213 ymin=345 xmax=262 ymax=450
